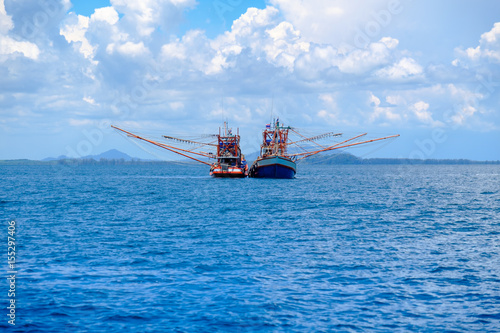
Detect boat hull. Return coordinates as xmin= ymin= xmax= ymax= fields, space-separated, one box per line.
xmin=249 ymin=156 xmax=296 ymax=179
xmin=210 ymin=166 xmax=247 ymax=178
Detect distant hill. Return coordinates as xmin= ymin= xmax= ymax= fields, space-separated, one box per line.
xmin=299 ymin=152 xmax=362 ymax=164
xmin=84 ymin=149 xmax=137 ymax=161
xmin=43 ymin=149 xmax=139 ymax=162
xmin=0 ymin=149 xmax=160 ymax=165
xmin=298 ymin=152 xmax=500 ymax=165
xmin=243 ymin=151 xmax=260 ymax=164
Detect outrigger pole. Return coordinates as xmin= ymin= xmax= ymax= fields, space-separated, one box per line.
xmin=294 ymin=134 xmax=400 ymax=160
xmin=111 ymin=125 xmax=213 ymax=166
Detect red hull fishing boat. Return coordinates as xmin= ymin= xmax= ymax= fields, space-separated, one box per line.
xmin=112 ymin=123 xmax=248 ymax=178
xmin=249 ymin=119 xmax=400 ymax=179
xmin=209 ymin=124 xmax=248 ymax=178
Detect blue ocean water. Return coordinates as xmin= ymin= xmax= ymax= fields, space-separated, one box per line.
xmin=1 ymin=163 xmax=499 ymax=332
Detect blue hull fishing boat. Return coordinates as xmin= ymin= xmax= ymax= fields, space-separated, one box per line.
xmin=249 ymin=119 xmax=296 ymax=179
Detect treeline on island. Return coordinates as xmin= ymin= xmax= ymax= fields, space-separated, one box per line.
xmin=0 ymin=158 xmax=185 ymax=166
xmin=297 ymin=153 xmax=500 ymax=165
xmin=1 ymin=152 xmax=499 ymax=166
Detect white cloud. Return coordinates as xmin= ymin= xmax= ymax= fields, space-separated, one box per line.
xmin=338 ymin=37 xmax=399 ymax=74
xmin=83 ymin=96 xmax=98 ymax=106
xmin=211 ymin=6 xmax=300 ymax=71
xmin=269 ymin=0 xmax=403 ymax=47
xmin=110 ymin=0 xmax=196 ymax=37
xmin=169 ymin=101 xmax=184 ymax=110
xmin=368 ymin=92 xmax=401 ymax=123
xmin=110 ymin=41 xmax=149 ymax=57
xmin=411 ymin=101 xmax=432 ymax=123
xmin=451 ymin=105 xmax=477 ymax=125
xmin=60 ymin=1 xmax=192 ymax=61
xmin=160 ymin=30 xmax=213 ymax=74
xmin=386 ymin=94 xmax=405 ymax=106
xmin=481 ymin=22 xmax=500 ymax=44
xmin=0 ymin=0 xmax=40 ymax=60
xmin=375 ymin=57 xmax=423 ymax=80
xmin=91 ymin=6 xmax=119 ymax=25
xmin=264 ymin=22 xmax=309 ymax=70
xmin=317 ymin=109 xmax=336 ymax=122
xmin=60 ymin=14 xmax=95 ymax=59
xmin=166 ymin=6 xmax=311 ymax=74
xmin=0 ymin=36 xmax=41 ymax=60
xmin=455 ymin=22 xmax=500 ymax=64
xmin=0 ymin=0 xmax=13 ymax=34
xmin=161 ymin=41 xmax=187 ymax=60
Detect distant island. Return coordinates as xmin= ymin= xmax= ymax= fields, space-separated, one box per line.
xmin=0 ymin=149 xmax=499 ymax=165
xmin=298 ymin=153 xmax=500 ymax=165
xmin=0 ymin=149 xmax=164 ymax=166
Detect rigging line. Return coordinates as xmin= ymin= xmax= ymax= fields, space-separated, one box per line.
xmin=288 ymin=137 xmax=312 ymax=153
xmin=290 ymin=142 xmax=310 ymax=153
xmin=356 ymin=136 xmax=397 ymax=158
xmin=291 ymin=133 xmax=368 ymax=157
xmin=184 ymin=140 xmax=219 ymax=153
xmin=162 ymin=135 xmax=218 ymax=146
xmin=111 ymin=125 xmax=212 ymax=166
xmin=125 ymin=134 xmax=175 ymax=162
xmin=297 ymin=134 xmax=400 ymax=160
xmin=290 ymin=128 xmax=327 ymax=149
xmin=288 ymin=130 xmax=342 ymax=147
xmin=153 ymin=140 xmax=213 ymax=158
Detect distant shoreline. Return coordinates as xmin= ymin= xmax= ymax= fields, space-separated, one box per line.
xmin=298 ymin=156 xmax=500 ymax=165
xmin=4 ymin=149 xmax=497 ymax=166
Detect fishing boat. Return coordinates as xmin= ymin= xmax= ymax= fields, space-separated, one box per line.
xmin=249 ymin=119 xmax=400 ymax=179
xmin=111 ymin=123 xmax=248 ymax=178
xmin=248 ymin=119 xmax=297 ymax=179
xmin=209 ymin=124 xmax=248 ymax=178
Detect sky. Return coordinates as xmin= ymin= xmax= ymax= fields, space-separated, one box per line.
xmin=1 ymin=0 xmax=499 ymax=161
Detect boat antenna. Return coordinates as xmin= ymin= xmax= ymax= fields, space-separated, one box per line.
xmin=221 ymin=97 xmax=224 ymax=124
xmin=270 ymin=94 xmax=274 ymax=126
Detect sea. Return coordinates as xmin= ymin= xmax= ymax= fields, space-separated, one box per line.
xmin=1 ymin=163 xmax=499 ymax=332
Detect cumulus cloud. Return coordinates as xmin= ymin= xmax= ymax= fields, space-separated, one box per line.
xmin=108 ymin=41 xmax=149 ymax=57
xmin=410 ymin=101 xmax=442 ymax=126
xmin=269 ymin=0 xmax=404 ymax=47
xmin=316 ymin=93 xmax=340 ymax=124
xmin=368 ymin=92 xmax=401 ymax=123
xmin=375 ymin=57 xmax=423 ymax=80
xmin=454 ymin=22 xmax=500 ymax=65
xmin=110 ymin=0 xmax=196 ymax=37
xmin=0 ymin=0 xmax=40 ymax=60
xmin=91 ymin=6 xmax=119 ymax=25
xmin=210 ymin=6 xmax=310 ymax=73
xmin=60 ymin=14 xmax=94 ymax=58
xmin=0 ymin=0 xmax=13 ymax=33
xmin=337 ymin=37 xmax=399 ymax=74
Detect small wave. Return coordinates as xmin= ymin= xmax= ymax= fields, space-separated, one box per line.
xmin=430 ymin=266 xmax=459 ymax=273
xmin=475 ymin=313 xmax=500 ymax=320
xmin=480 ymin=191 xmax=498 ymax=195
